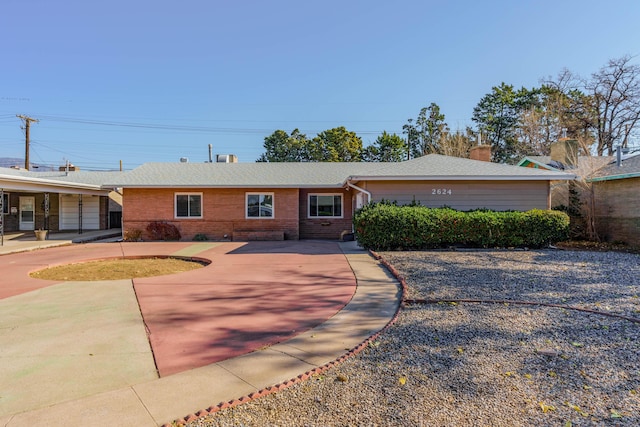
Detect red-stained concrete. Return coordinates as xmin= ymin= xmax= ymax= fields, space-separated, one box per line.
xmin=0 ymin=240 xmax=357 ymax=377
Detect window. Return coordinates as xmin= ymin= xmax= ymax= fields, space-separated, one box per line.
xmin=1 ymin=193 xmax=8 ymax=215
xmin=175 ymin=193 xmax=202 ymax=218
xmin=309 ymin=194 xmax=343 ymax=218
xmin=246 ymin=193 xmax=274 ymax=218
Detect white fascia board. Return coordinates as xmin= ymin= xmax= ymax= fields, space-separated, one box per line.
xmin=346 ymin=174 xmax=576 ymax=182
xmin=107 ymin=184 xmax=346 ymax=189
xmin=1 ymin=175 xmax=107 ymax=195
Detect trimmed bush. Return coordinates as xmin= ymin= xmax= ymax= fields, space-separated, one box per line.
xmin=353 ymin=203 xmax=569 ymax=251
xmin=146 ymin=221 xmax=181 ymax=241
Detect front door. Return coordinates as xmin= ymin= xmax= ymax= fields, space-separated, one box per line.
xmin=19 ymin=196 xmax=35 ymax=231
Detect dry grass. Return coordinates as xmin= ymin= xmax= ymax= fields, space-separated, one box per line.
xmin=30 ymin=257 xmax=205 ymax=281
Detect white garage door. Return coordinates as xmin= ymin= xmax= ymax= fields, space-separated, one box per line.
xmin=59 ymin=194 xmax=100 ymax=230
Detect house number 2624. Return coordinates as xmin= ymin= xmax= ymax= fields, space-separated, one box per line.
xmin=432 ymin=188 xmax=452 ymax=195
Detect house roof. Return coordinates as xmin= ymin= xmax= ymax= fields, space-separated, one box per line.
xmin=101 ymin=154 xmax=574 ymax=189
xmin=0 ymin=168 xmax=122 ymax=194
xmin=518 ymin=156 xmax=612 ymax=172
xmin=348 ymin=154 xmax=575 ymax=182
xmin=589 ymin=152 xmax=640 ymax=182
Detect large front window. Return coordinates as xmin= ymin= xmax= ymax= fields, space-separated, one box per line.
xmin=175 ymin=193 xmax=202 ymax=218
xmin=246 ymin=193 xmax=274 ymax=218
xmin=309 ymin=194 xmax=343 ymax=218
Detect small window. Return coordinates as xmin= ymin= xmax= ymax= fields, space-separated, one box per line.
xmin=175 ymin=193 xmax=202 ymax=218
xmin=1 ymin=193 xmax=8 ymax=215
xmin=309 ymin=194 xmax=343 ymax=218
xmin=246 ymin=193 xmax=274 ymax=218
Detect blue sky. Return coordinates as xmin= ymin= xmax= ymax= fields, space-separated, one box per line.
xmin=1 ymin=0 xmax=639 ymax=170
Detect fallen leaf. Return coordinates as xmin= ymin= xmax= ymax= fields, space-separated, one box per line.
xmin=571 ymin=342 xmax=584 ymax=347
xmin=524 ymin=373 xmax=532 ymax=379
xmin=457 ymin=347 xmax=464 ymax=354
xmin=548 ymin=371 xmax=557 ymax=378
xmin=539 ymin=402 xmax=556 ymax=413
xmin=610 ymin=409 xmax=623 ymax=418
xmin=504 ymin=371 xmax=515 ymax=377
xmin=399 ymin=376 xmax=407 ymax=385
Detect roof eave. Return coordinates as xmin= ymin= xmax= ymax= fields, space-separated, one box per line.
xmin=346 ymin=174 xmax=576 ymax=182
xmin=587 ymin=172 xmax=640 ymax=182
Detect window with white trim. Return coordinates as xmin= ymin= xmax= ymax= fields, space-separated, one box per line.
xmin=246 ymin=193 xmax=274 ymax=218
xmin=175 ymin=193 xmax=202 ymax=218
xmin=308 ymin=194 xmax=343 ymax=218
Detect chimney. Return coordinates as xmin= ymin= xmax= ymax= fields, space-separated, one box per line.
xmin=470 ymin=145 xmax=492 ymax=162
xmin=550 ymin=138 xmax=578 ymax=167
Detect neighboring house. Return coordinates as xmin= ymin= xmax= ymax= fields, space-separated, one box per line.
xmin=588 ymin=152 xmax=640 ymax=245
xmin=102 ymin=154 xmax=574 ymax=241
xmin=518 ymin=138 xmax=612 ymax=209
xmin=0 ymin=167 xmax=122 ymax=233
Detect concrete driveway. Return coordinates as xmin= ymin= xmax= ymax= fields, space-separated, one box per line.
xmin=0 ymin=239 xmax=399 ymax=426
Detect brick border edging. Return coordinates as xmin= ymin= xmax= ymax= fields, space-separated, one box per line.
xmin=164 ymin=249 xmax=405 ymax=427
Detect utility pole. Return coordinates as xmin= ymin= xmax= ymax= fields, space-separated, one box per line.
xmin=17 ymin=115 xmax=38 ymax=170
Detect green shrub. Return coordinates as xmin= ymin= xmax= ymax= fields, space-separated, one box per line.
xmin=353 ymin=204 xmax=569 ymax=251
xmin=193 ymin=233 xmax=209 ymax=241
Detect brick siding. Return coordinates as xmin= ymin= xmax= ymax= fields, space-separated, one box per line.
xmin=123 ymin=187 xmax=300 ymax=241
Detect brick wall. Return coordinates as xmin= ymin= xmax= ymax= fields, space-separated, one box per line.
xmin=123 ymin=187 xmax=300 ymax=241
xmin=298 ymin=188 xmax=353 ymax=240
xmin=593 ymin=177 xmax=640 ymax=245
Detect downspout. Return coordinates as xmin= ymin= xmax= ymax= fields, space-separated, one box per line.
xmin=347 ymin=181 xmax=372 ymax=235
xmin=347 ymin=181 xmax=372 ymax=206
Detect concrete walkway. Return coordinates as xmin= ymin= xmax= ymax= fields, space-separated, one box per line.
xmin=0 ymin=237 xmax=400 ymax=426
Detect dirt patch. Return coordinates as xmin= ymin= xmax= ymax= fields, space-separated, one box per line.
xmin=30 ymin=257 xmax=206 ymax=281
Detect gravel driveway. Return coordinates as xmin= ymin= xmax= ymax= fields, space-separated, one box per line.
xmin=190 ymin=249 xmax=640 ymax=427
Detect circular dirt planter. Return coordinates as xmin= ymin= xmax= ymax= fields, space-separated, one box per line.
xmin=29 ymin=255 xmax=211 ymax=281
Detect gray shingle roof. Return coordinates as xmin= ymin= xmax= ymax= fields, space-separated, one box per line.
xmin=349 ymin=154 xmax=574 ymax=181
xmin=591 ymin=153 xmax=640 ymax=181
xmin=101 ymin=155 xmax=574 ymax=189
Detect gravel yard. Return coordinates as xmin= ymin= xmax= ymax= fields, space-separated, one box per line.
xmin=189 ymin=249 xmax=640 ymax=427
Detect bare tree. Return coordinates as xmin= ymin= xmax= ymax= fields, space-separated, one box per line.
xmin=438 ymin=128 xmax=475 ymax=158
xmin=587 ymin=55 xmax=640 ymax=155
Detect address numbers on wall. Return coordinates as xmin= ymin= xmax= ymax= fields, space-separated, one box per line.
xmin=432 ymin=188 xmax=453 ymax=195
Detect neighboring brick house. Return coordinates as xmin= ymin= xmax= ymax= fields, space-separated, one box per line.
xmin=0 ymin=167 xmax=122 ymax=233
xmin=588 ymin=153 xmax=640 ymax=245
xmin=102 ymin=155 xmax=574 ymax=241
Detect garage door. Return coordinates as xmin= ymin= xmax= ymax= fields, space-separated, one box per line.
xmin=59 ymin=194 xmax=100 ymax=230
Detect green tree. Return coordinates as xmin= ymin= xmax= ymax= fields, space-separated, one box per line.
xmin=362 ymin=131 xmax=407 ymax=162
xmin=256 ymin=129 xmax=310 ymax=162
xmin=309 ymin=126 xmax=363 ymax=162
xmin=403 ymin=102 xmax=448 ymax=158
xmin=472 ymin=83 xmax=538 ymax=163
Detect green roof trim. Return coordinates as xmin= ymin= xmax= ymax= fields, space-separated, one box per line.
xmin=587 ymin=172 xmax=640 ymax=182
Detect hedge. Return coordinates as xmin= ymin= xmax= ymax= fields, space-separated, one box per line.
xmin=353 ymin=203 xmax=569 ymax=251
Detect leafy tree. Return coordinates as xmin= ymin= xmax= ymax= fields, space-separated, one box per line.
xmin=256 ymin=129 xmax=310 ymax=162
xmin=362 ymin=131 xmax=407 ymax=162
xmin=472 ymin=83 xmax=538 ymax=163
xmin=403 ymin=103 xmax=449 ymax=158
xmin=309 ymin=126 xmax=363 ymax=162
